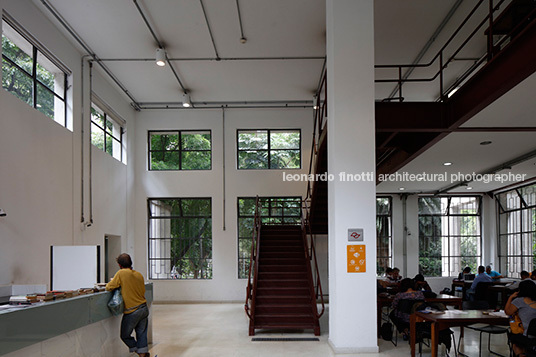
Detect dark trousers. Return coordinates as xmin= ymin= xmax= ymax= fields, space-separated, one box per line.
xmin=120 ymin=304 xmax=149 ymax=354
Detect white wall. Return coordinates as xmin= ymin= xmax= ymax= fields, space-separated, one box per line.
xmin=134 ymin=108 xmax=313 ymax=301
xmin=0 ymin=0 xmax=135 ymax=288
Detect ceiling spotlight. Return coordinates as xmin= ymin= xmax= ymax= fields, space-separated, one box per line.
xmin=480 ymin=141 xmax=492 ymax=146
xmin=240 ymin=37 xmax=247 ymax=44
xmin=313 ymin=95 xmax=319 ymax=110
xmin=399 ymin=187 xmax=405 ymax=191
xmin=156 ymin=48 xmax=166 ymax=67
xmin=443 ymin=162 xmax=453 ymax=166
xmin=182 ymin=92 xmax=192 ymax=108
xmin=466 ymin=186 xmax=473 ymax=190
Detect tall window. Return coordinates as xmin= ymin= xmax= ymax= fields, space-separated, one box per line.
xmin=148 ymin=130 xmax=211 ymax=170
xmin=2 ymin=17 xmax=69 ymax=127
xmin=148 ymin=198 xmax=212 ymax=279
xmin=377 ymin=197 xmax=392 ymax=276
xmin=237 ymin=197 xmax=301 ymax=278
xmin=91 ymin=102 xmax=124 ymax=162
xmin=237 ymin=129 xmax=301 ymax=169
xmin=498 ymin=183 xmax=536 ymax=277
xmin=418 ymin=196 xmax=482 ymax=277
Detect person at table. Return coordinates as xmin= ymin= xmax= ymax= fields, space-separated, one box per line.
xmin=467 ymin=265 xmax=492 ymax=301
xmin=486 ymin=265 xmax=504 ymax=280
xmin=508 ymin=270 xmax=531 ymax=290
xmin=457 ymin=266 xmax=472 ymax=280
xmin=505 ymin=280 xmax=536 ymax=356
xmin=390 ymin=278 xmax=424 ymax=340
xmin=388 ymin=267 xmax=402 ymax=283
xmin=413 ymin=274 xmax=432 ymax=292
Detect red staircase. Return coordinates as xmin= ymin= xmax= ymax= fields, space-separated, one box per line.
xmin=245 ymin=219 xmax=323 ymax=336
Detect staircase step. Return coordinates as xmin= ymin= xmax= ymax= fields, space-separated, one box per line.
xmin=258 ymin=272 xmax=308 ymax=279
xmin=255 ymin=314 xmax=315 ymax=325
xmin=257 ymin=279 xmax=309 ymax=288
xmin=256 ymin=287 xmax=310 ymax=296
xmin=261 ymin=239 xmax=303 ymax=247
xmin=256 ymin=295 xmax=312 ymax=305
xmin=260 ymin=246 xmax=303 ymax=254
xmin=255 ymin=304 xmax=313 ymax=315
xmin=260 ymin=251 xmax=305 ymax=259
xmin=258 ymin=264 xmax=307 ymax=272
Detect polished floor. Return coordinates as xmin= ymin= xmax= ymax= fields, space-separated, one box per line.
xmin=147 ymin=303 xmax=512 ymax=357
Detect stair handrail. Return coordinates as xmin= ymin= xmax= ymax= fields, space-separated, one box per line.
xmin=374 ymin=0 xmax=536 ymax=101
xmin=244 ymin=196 xmax=262 ymax=319
xmin=301 ymin=198 xmax=325 ymax=319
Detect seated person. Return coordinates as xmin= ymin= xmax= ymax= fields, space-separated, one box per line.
xmin=457 ymin=266 xmax=472 ymax=280
xmin=531 ymin=269 xmax=536 ymax=281
xmin=388 ymin=267 xmax=402 ymax=283
xmin=389 ymin=278 xmax=424 ymax=340
xmin=486 ymin=265 xmax=504 ymax=280
xmin=466 ymin=265 xmax=492 ymax=301
xmin=508 ymin=270 xmax=530 ymax=290
xmin=505 ymin=280 xmax=536 ymax=356
xmin=413 ymin=274 xmax=432 ymax=292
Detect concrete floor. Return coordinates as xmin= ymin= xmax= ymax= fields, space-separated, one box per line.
xmin=147 ymin=303 xmax=511 ymax=357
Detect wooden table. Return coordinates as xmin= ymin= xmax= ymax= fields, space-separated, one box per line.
xmin=377 ymin=294 xmax=462 ymax=336
xmin=451 ymin=279 xmax=513 ymax=301
xmin=410 ymin=310 xmax=509 ymax=357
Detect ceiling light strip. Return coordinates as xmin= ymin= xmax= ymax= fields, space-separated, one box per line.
xmin=200 ymin=0 xmax=220 ymax=59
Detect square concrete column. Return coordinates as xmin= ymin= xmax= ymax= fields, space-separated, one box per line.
xmin=326 ymin=0 xmax=377 ymax=353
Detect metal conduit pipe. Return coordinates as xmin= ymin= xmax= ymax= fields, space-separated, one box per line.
xmin=132 ymin=0 xmax=187 ymax=93
xmin=235 ymin=0 xmax=246 ymax=42
xmin=80 ymin=55 xmax=91 ymax=224
xmin=200 ymin=0 xmax=220 ymax=59
xmin=95 ymin=56 xmax=326 ymax=62
xmin=39 ymin=0 xmax=141 ymax=111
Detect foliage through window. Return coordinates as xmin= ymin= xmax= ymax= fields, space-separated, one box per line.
xmin=237 ymin=129 xmax=301 ymax=169
xmin=2 ymin=18 xmax=68 ymax=127
xmin=497 ymin=184 xmax=536 ymax=277
xmin=149 ymin=130 xmax=211 ymax=170
xmin=148 ymin=198 xmax=212 ymax=279
xmin=237 ymin=197 xmax=301 ymax=278
xmin=418 ymin=196 xmax=482 ymax=277
xmin=91 ymin=103 xmax=124 ymax=162
xmin=377 ymin=197 xmax=392 ymax=276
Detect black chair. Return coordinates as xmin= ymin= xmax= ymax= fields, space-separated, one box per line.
xmin=460 ymin=282 xmax=508 ymax=357
xmin=389 ymin=299 xmax=424 ymax=346
xmin=510 ymin=318 xmax=536 ymax=356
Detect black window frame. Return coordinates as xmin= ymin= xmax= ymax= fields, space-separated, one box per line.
xmin=147 ymin=197 xmax=212 ymax=280
xmin=2 ymin=16 xmax=68 ymax=127
xmin=376 ymin=196 xmax=392 ymax=276
xmin=418 ymin=195 xmax=482 ymax=277
xmin=497 ymin=183 xmax=536 ymax=277
xmin=90 ymin=102 xmax=124 ymax=162
xmin=148 ymin=129 xmax=212 ymax=171
xmin=236 ymin=129 xmax=301 ymax=170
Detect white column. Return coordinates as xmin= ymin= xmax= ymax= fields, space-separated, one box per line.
xmin=326 ymin=0 xmax=377 ymax=353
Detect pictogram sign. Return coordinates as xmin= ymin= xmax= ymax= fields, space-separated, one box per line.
xmin=347 ymin=244 xmax=366 ymax=273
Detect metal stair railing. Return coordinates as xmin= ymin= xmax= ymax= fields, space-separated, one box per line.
xmin=244 ymin=196 xmax=261 ymax=322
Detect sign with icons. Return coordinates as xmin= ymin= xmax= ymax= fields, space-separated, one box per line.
xmin=348 ymin=228 xmax=364 ymax=242
xmin=347 ymin=244 xmax=366 ymax=273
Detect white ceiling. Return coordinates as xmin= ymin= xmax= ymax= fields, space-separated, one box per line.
xmin=34 ymin=0 xmax=536 ymax=193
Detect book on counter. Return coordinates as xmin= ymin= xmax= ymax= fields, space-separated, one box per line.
xmin=9 ymin=296 xmax=31 ymax=305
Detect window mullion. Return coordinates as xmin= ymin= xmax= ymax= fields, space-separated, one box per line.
xmin=32 ymin=46 xmax=37 ymax=109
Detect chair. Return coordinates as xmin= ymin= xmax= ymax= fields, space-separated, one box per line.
xmin=389 ymin=299 xmax=424 ymax=346
xmin=510 ymin=318 xmax=536 ymax=356
xmin=459 ymin=282 xmax=508 ymax=357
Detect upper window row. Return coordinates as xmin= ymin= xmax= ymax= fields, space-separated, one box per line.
xmin=148 ymin=129 xmax=301 ymax=171
xmin=2 ymin=17 xmax=69 ymax=128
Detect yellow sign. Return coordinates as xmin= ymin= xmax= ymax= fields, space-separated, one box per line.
xmin=347 ymin=245 xmax=366 ymax=273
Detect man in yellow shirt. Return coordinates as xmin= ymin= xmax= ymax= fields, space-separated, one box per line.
xmin=106 ymin=253 xmax=149 ymax=357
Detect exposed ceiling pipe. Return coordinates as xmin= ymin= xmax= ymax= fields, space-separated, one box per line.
xmin=200 ymin=0 xmax=221 ymax=60
xmin=132 ymin=0 xmax=188 ymax=93
xmin=436 ymin=148 xmax=536 ymax=194
xmin=96 ymin=56 xmax=325 ymax=62
xmin=39 ymin=0 xmax=141 ymax=111
xmin=387 ymin=0 xmax=464 ymax=100
xmin=235 ymin=0 xmax=247 ymax=43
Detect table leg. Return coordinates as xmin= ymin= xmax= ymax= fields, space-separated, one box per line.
xmin=410 ymin=314 xmax=416 ymax=357
xmin=431 ymin=321 xmax=439 ymax=357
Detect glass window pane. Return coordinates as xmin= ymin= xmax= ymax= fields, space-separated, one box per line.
xmin=91 ymin=122 xmax=105 ymax=150
xmin=2 ymin=26 xmax=33 ymax=75
xmin=182 ymin=131 xmax=211 ymax=150
xmin=181 ymin=151 xmax=211 ymax=170
xmin=270 ymin=130 xmax=300 ymax=149
xmin=238 ymin=150 xmax=268 ymax=169
xmin=238 ymin=130 xmax=268 ymax=150
xmin=270 ymin=149 xmax=300 ymax=169
xmin=150 ymin=133 xmax=179 ymax=151
xmin=419 ymin=197 xmax=444 ymax=215
xmin=2 ymin=58 xmax=33 ymax=105
xmin=36 ymin=51 xmax=64 ymax=97
xmin=36 ymin=83 xmax=54 ymax=119
xmin=150 ymin=151 xmax=180 ymax=170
